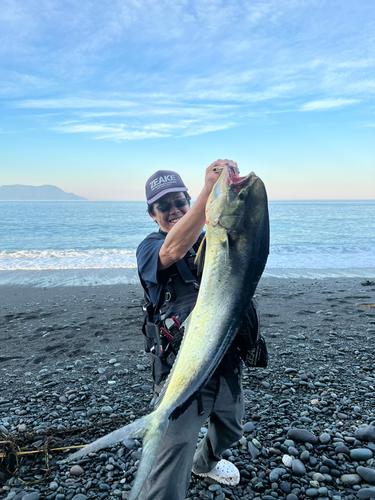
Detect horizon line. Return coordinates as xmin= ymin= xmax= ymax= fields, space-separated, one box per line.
xmin=1 ymin=198 xmax=374 ymax=202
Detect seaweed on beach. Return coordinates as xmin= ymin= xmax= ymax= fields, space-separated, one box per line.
xmin=0 ymin=416 xmax=139 ymax=485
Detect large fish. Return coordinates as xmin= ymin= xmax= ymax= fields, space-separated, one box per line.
xmin=63 ymin=165 xmax=269 ymax=500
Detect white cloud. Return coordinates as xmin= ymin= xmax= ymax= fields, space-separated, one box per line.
xmin=300 ymin=98 xmax=360 ymax=111
xmin=53 ymin=116 xmax=235 ymax=141
xmin=54 ymin=122 xmax=168 ymax=141
xmin=15 ymin=98 xmax=138 ymax=109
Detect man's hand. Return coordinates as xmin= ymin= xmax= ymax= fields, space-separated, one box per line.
xmin=203 ymin=159 xmax=238 ymax=195
xmin=158 ymin=159 xmax=237 ymax=270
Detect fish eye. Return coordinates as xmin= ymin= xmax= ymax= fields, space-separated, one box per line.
xmin=238 ymin=191 xmax=246 ymax=200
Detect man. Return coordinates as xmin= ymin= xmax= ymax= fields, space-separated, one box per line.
xmin=136 ymin=160 xmax=261 ymax=500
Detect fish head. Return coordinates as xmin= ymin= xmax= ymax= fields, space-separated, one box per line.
xmin=206 ymin=164 xmax=256 ymax=233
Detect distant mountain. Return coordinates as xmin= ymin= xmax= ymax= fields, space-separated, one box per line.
xmin=0 ymin=185 xmax=87 ymax=201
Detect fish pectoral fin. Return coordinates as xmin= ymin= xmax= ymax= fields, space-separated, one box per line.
xmin=223 ymin=232 xmax=229 ymax=263
xmin=194 ymin=234 xmax=206 ymax=275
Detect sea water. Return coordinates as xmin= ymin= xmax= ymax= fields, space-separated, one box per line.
xmin=0 ymin=200 xmax=374 ymax=286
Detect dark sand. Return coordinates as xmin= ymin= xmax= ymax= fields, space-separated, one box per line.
xmin=1 ymin=277 xmax=375 ymax=499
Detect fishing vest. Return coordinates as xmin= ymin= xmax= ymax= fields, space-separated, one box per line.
xmin=139 ymin=231 xmax=204 ymax=359
xmin=138 ymin=231 xmax=268 ymax=392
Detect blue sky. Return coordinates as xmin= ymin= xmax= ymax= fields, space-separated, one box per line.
xmin=1 ymin=0 xmax=374 ymax=200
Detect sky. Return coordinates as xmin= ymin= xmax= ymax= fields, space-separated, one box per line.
xmin=1 ymin=0 xmax=374 ymax=201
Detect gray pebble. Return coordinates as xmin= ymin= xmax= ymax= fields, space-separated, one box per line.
xmin=356 ymin=426 xmax=375 ymax=443
xmin=87 ymin=408 xmax=99 ymax=417
xmin=335 ymin=444 xmax=350 ymax=454
xmin=287 ymin=428 xmax=318 ymax=444
xmin=208 ymin=484 xmax=221 ymax=491
xmin=214 ymin=493 xmax=225 ymax=500
xmin=280 ymin=481 xmax=292 ymax=493
xmin=288 ymin=446 xmax=299 ymax=456
xmin=350 ymin=448 xmax=373 ymax=461
xmin=284 ymin=439 xmax=295 ymax=447
xmin=12 ymin=493 xmax=27 ymax=500
xmin=70 ymin=465 xmax=84 ymax=475
xmin=199 ymin=491 xmax=214 ymax=500
xmin=243 ymin=421 xmax=255 ymax=433
xmin=322 ymin=457 xmax=336 ymax=468
xmin=291 ymin=459 xmax=306 ymax=476
xmin=340 ymin=473 xmax=361 ymax=485
xmin=357 ymin=466 xmax=375 ymax=484
xmin=312 ymin=472 xmax=326 ymax=482
xmin=248 ymin=441 xmax=260 ymax=458
xmin=319 ymin=432 xmax=331 ymax=444
xmin=357 ymin=489 xmax=375 ymax=499
xmin=101 ymin=405 xmax=113 ymax=414
xmin=269 ymin=467 xmax=285 ymax=482
xmin=23 ymin=494 xmax=40 ymax=500
xmin=305 ymin=488 xmax=319 ymax=497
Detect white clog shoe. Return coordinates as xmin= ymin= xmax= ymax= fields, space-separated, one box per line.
xmin=193 ymin=459 xmax=240 ymax=486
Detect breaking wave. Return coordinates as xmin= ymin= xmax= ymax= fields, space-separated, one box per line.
xmin=0 ymin=249 xmax=137 ymax=271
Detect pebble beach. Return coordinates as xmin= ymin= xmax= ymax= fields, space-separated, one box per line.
xmin=1 ymin=277 xmax=375 ymax=500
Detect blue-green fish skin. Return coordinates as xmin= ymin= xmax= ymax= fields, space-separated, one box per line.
xmin=64 ymin=166 xmax=269 ymax=500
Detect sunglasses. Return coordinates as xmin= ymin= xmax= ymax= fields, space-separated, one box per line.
xmin=155 ymin=198 xmax=189 ymax=213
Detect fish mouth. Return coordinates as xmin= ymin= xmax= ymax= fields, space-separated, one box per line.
xmin=226 ymin=165 xmax=254 ymax=189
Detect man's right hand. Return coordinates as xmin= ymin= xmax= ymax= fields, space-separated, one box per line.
xmin=158 ymin=159 xmax=237 ymax=270
xmin=203 ymin=159 xmax=238 ymax=194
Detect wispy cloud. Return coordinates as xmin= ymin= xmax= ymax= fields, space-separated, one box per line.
xmin=300 ymin=98 xmax=360 ymax=111
xmin=15 ymin=98 xmax=138 ymax=109
xmin=54 ymin=122 xmax=168 ymax=141
xmin=54 ymin=117 xmax=235 ymax=141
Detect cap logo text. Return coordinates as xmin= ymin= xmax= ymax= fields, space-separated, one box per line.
xmin=150 ymin=174 xmax=177 ymax=190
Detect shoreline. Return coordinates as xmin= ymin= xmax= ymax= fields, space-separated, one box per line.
xmin=0 ymin=267 xmax=374 ymax=288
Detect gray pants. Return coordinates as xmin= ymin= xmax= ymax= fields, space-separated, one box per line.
xmin=139 ymin=367 xmax=244 ymax=500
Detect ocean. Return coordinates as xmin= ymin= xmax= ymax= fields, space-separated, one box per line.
xmin=1 ymin=200 xmax=374 ymax=286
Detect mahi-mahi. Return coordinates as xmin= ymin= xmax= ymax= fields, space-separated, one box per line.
xmin=64 ymin=164 xmax=269 ymax=500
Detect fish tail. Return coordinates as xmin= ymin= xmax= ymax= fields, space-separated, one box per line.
xmin=129 ymin=411 xmax=169 ymax=500
xmin=62 ymin=415 xmax=148 ymax=463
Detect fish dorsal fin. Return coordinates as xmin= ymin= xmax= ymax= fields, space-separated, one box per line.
xmin=155 ymin=312 xmax=193 ymax=410
xmin=194 ymin=234 xmax=206 ymax=275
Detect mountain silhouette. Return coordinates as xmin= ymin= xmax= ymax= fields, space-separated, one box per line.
xmin=0 ymin=184 xmax=87 ymax=201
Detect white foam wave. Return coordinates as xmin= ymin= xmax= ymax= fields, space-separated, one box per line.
xmin=267 ymin=244 xmax=374 ymax=269
xmin=0 ymin=249 xmax=137 ymax=271
xmin=0 ymin=269 xmax=140 ymax=287
xmin=263 ymin=268 xmax=375 ymax=279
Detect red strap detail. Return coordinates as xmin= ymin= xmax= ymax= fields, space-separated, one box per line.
xmin=160 ymin=327 xmax=174 ymax=340
xmin=172 ymin=316 xmax=183 ymax=332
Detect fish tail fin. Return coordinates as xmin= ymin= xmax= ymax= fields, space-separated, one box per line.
xmin=62 ymin=415 xmax=149 ymax=463
xmin=128 ymin=411 xmax=169 ymax=500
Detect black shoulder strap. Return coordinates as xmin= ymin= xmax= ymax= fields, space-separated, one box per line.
xmin=175 ymin=259 xmax=198 ymax=284
xmin=139 ymin=231 xmax=203 ymax=320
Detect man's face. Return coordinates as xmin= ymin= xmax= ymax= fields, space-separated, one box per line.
xmin=150 ymin=192 xmax=190 ymax=233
